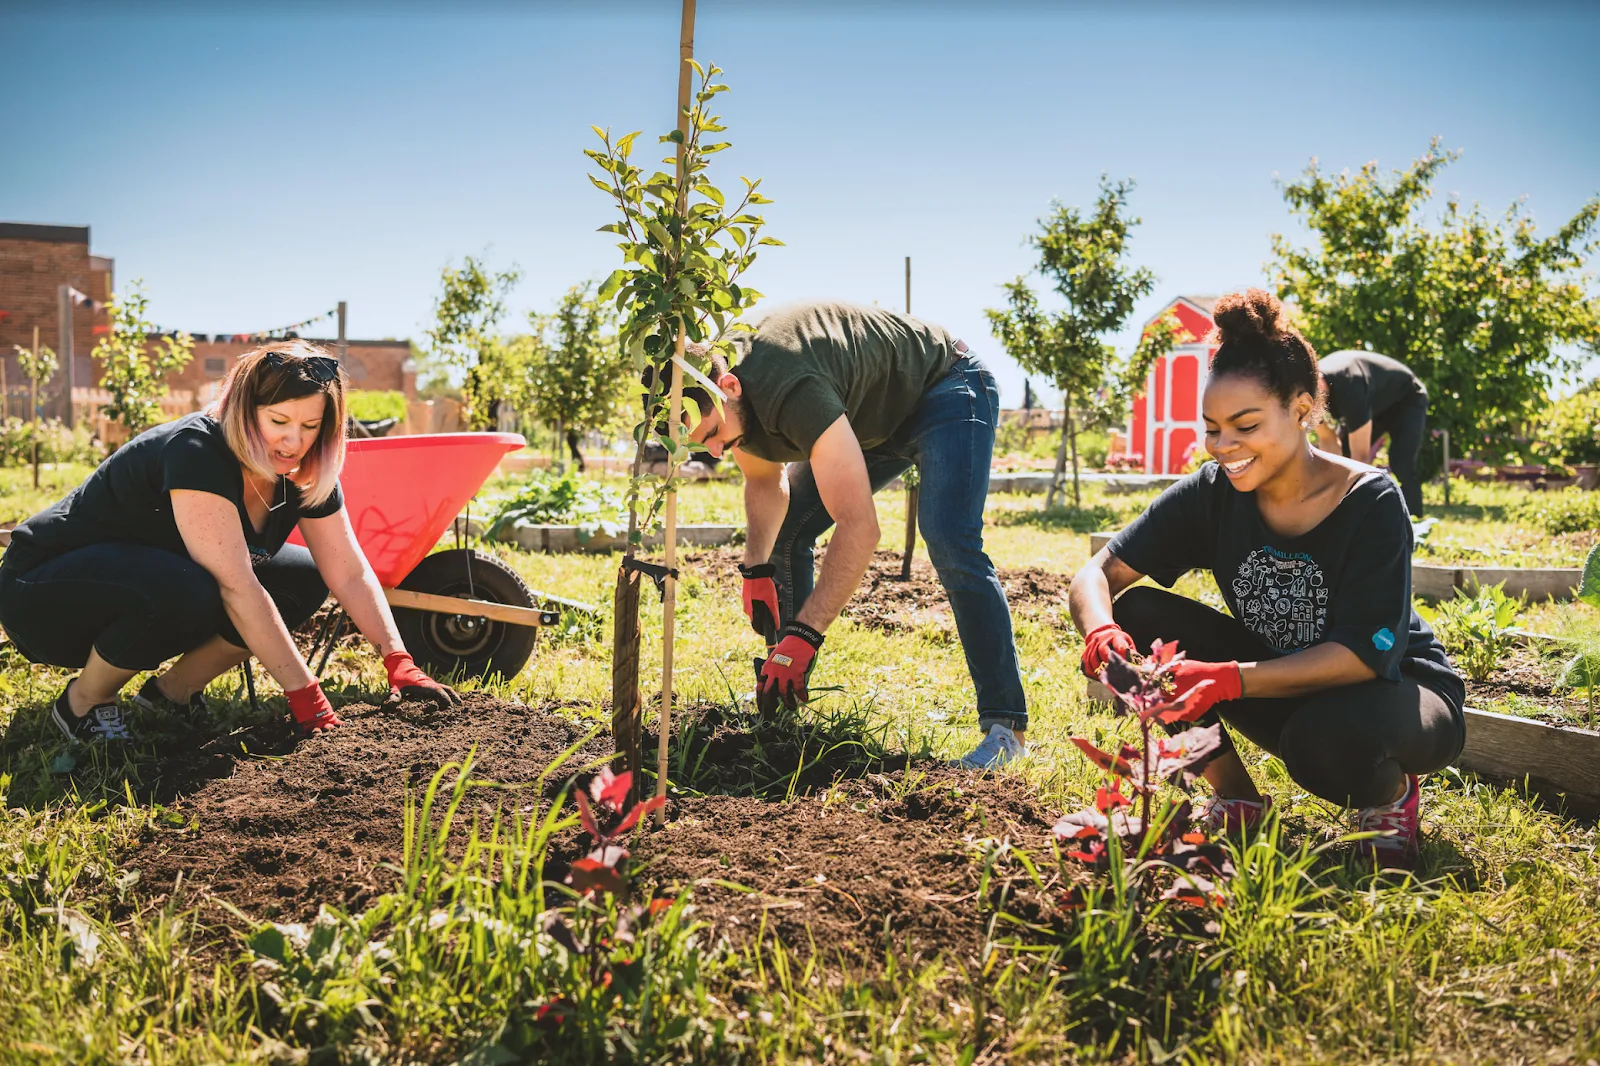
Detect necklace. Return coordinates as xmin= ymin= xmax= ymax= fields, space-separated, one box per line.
xmin=248 ymin=476 xmax=286 ymax=512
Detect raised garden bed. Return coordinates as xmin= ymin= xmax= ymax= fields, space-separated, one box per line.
xmin=991 ymin=472 xmax=1182 ymax=495
xmin=494 ymin=522 xmax=737 ymax=553
xmin=1086 ymin=676 xmax=1600 ymax=819
xmin=1087 ymin=532 xmax=1585 ymax=601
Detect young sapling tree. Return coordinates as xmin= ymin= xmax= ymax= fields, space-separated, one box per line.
xmin=92 ymin=281 xmax=194 ymax=441
xmin=587 ymin=59 xmax=779 ymax=785
xmin=985 ymin=177 xmax=1179 ymax=507
xmin=424 ymin=256 xmax=524 ymax=430
xmin=16 ymin=328 xmax=56 ymax=487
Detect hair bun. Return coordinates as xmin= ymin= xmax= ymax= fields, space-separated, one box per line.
xmin=1211 ymin=287 xmax=1284 ymax=345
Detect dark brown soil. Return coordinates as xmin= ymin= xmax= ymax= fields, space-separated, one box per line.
xmin=128 ymin=695 xmax=611 ymax=919
xmin=1464 ymin=644 xmax=1596 ymax=728
xmin=123 ymin=694 xmax=1063 ymax=960
xmin=642 ymin=770 xmax=1060 ymax=961
xmin=681 ymin=548 xmax=1074 ymax=635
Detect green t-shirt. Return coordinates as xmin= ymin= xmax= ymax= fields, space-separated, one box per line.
xmin=731 ymin=301 xmax=958 ymax=462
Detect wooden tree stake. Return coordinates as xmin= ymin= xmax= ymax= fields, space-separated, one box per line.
xmin=655 ymin=0 xmax=696 ymax=822
xmin=900 ymin=256 xmax=918 ymax=580
xmin=31 ymin=326 xmax=41 ymax=490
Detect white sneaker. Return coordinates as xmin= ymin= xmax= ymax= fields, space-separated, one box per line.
xmin=956 ymin=723 xmax=1026 ymax=770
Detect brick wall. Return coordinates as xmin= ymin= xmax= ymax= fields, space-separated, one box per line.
xmin=165 ymin=338 xmax=417 ymax=404
xmin=0 ymin=224 xmax=112 ymax=420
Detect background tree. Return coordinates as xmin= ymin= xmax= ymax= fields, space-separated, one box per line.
xmin=92 ymin=281 xmax=194 ymax=438
xmin=16 ymin=336 xmax=57 ymax=487
xmin=985 ymin=177 xmax=1175 ymax=508
xmin=522 ymin=282 xmax=629 ymax=471
xmin=1271 ymin=140 xmax=1600 ymax=468
xmin=424 ymin=256 xmax=523 ymax=429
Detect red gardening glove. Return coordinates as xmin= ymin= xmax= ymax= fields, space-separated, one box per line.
xmin=758 ymin=622 xmax=823 ymax=711
xmin=739 ymin=561 xmax=781 ymax=647
xmin=1163 ymin=659 xmax=1244 ymax=721
xmin=286 ymin=680 xmax=343 ymax=736
xmin=384 ymin=651 xmax=462 ymax=709
xmin=1081 ymin=623 xmax=1138 ymax=679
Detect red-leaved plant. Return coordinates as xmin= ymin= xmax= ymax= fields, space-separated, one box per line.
xmin=533 ymin=767 xmax=670 ymax=1031
xmin=1056 ymin=639 xmax=1235 ymax=908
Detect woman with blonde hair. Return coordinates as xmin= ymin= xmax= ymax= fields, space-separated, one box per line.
xmin=0 ymin=340 xmax=459 ymax=742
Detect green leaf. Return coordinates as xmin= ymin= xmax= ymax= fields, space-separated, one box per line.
xmin=757 ymin=237 xmax=785 ymax=246
xmin=597 ymin=268 xmax=629 ymax=302
xmin=666 ymin=129 xmax=685 ymax=145
xmin=1579 ymin=543 xmax=1600 ymax=609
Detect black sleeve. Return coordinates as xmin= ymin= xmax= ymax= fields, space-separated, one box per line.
xmin=1106 ymin=466 xmax=1215 ymax=587
xmin=1324 ymin=369 xmax=1371 ymax=429
xmin=298 ymin=481 xmax=344 ymax=520
xmin=1325 ymin=481 xmax=1413 ymax=681
xmin=160 ymin=428 xmax=238 ymax=497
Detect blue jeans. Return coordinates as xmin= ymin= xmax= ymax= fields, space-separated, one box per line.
xmin=771 ymin=355 xmax=1028 ymax=731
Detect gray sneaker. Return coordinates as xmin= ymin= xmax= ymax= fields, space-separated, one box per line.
xmin=51 ymin=683 xmax=133 ymax=743
xmin=956 ymin=723 xmax=1026 ymax=770
xmin=132 ymin=675 xmax=209 ymax=721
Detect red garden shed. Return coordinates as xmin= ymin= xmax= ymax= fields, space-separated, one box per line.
xmin=1125 ymin=295 xmax=1218 ymax=475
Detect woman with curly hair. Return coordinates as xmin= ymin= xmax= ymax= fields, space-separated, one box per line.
xmin=1067 ymin=289 xmax=1464 ymax=864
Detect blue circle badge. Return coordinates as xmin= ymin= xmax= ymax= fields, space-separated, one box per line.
xmin=1372 ymin=627 xmax=1396 ymax=651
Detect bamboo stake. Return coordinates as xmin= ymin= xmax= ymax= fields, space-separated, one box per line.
xmin=900 ymin=257 xmax=918 ymax=580
xmin=656 ymin=0 xmax=696 ymax=822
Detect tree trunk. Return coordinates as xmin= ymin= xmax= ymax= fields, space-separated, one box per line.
xmin=1066 ymin=388 xmax=1081 ymax=509
xmin=611 ymin=565 xmax=643 ymax=778
xmin=1048 ymin=407 xmax=1069 ymax=511
xmin=566 ymin=427 xmax=586 ymax=472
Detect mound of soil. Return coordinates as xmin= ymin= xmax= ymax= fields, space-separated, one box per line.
xmin=682 ymin=548 xmax=1073 ymax=635
xmin=124 ymin=692 xmax=1063 ymax=959
xmin=128 ymin=695 xmax=610 ymax=919
xmin=643 ymin=771 xmax=1059 ymax=961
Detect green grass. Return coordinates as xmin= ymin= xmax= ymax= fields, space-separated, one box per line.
xmin=3 ymin=474 xmax=1600 ymax=1062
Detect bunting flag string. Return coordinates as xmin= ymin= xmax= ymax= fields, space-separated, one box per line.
xmin=66 ymin=289 xmax=338 ymax=343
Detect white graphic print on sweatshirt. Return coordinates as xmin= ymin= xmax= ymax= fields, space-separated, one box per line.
xmin=1230 ymin=546 xmax=1329 ymax=652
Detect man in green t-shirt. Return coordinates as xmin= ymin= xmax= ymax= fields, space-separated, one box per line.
xmin=688 ymin=301 xmax=1029 ymax=769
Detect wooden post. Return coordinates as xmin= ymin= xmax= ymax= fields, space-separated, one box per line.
xmin=31 ymin=326 xmax=41 ymax=490
xmin=654 ymin=0 xmax=696 ymax=821
xmin=336 ymin=300 xmax=348 ymax=367
xmin=58 ymin=284 xmax=75 ymax=429
xmin=1066 ymin=387 xmax=1080 ymax=508
xmin=900 ymin=255 xmax=919 ymax=580
xmin=1441 ymin=428 xmax=1451 ymax=507
xmin=1 ymin=341 xmax=8 ymax=421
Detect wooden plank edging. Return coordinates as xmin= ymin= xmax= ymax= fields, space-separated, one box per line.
xmin=1084 ymin=678 xmax=1600 ymax=819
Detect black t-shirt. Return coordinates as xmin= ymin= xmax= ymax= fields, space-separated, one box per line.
xmin=1108 ymin=462 xmax=1463 ymax=711
xmin=1319 ymin=350 xmax=1427 ymax=431
xmin=3 ymin=412 xmax=343 ymax=576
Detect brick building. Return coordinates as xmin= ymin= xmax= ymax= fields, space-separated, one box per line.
xmin=1 ymin=221 xmax=415 ymax=424
xmin=0 ymin=222 xmax=113 ymax=421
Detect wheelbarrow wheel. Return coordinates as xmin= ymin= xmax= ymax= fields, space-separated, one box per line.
xmin=393 ymin=549 xmax=538 ymax=683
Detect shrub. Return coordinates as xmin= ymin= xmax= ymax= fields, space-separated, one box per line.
xmin=1535 ymin=384 xmax=1600 ymax=466
xmin=485 ymin=469 xmax=627 ymax=540
xmin=1508 ymin=487 xmax=1600 ymax=536
xmin=0 ymin=418 xmax=100 ymax=467
xmin=1432 ymin=582 xmax=1524 ymax=682
xmin=346 ymin=389 xmax=409 ymax=423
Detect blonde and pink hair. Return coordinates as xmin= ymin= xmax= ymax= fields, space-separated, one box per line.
xmin=211 ymin=339 xmax=348 ymax=508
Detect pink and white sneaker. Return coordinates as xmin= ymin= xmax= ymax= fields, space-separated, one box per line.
xmin=1355 ymin=774 xmax=1420 ymax=865
xmin=1195 ymin=795 xmax=1271 ymax=834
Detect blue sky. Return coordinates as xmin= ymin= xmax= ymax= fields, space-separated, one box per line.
xmin=4 ymin=1 xmax=1597 ymax=405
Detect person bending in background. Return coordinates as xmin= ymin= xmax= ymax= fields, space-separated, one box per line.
xmin=0 ymin=341 xmax=459 ymax=744
xmin=1067 ymin=289 xmax=1464 ymax=864
xmin=685 ymin=300 xmax=1030 ymax=770
xmin=1315 ymin=349 xmax=1429 ymax=516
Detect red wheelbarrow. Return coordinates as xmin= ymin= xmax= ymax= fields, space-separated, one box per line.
xmin=290 ymin=431 xmax=591 ymax=682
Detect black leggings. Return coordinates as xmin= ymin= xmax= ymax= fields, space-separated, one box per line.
xmin=1112 ymin=586 xmax=1465 ymax=808
xmin=0 ymin=543 xmax=327 ymax=671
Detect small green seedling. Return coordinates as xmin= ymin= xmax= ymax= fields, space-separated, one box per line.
xmin=1432 ymin=581 xmax=1525 ymax=683
xmin=1556 ymin=544 xmax=1600 ymax=730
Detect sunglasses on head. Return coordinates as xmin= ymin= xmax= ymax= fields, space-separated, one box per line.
xmin=265 ymin=351 xmax=341 ymax=383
